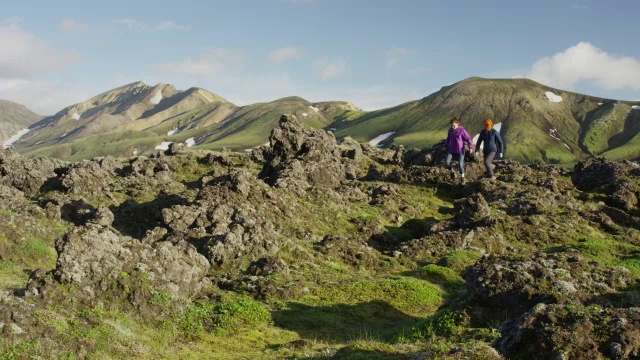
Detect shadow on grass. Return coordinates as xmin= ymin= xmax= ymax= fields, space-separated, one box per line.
xmin=367 ymin=217 xmax=440 ymax=253
xmin=272 ymin=300 xmax=419 ymax=344
xmin=307 ymin=348 xmax=410 ymax=360
xmin=181 ymin=179 xmax=202 ymax=191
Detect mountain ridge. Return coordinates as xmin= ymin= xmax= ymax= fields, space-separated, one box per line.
xmin=3 ymin=77 xmax=640 ymax=162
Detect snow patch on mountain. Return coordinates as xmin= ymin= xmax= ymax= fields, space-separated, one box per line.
xmin=167 ymin=129 xmax=179 ymax=136
xmin=545 ymin=92 xmax=563 ymax=102
xmin=185 ymin=138 xmax=196 ymax=147
xmin=309 ymin=105 xmax=320 ymax=112
xmin=71 ymin=113 xmax=80 ymax=120
xmin=368 ymin=132 xmax=395 ymax=147
xmin=150 ymin=91 xmax=163 ymax=105
xmin=155 ymin=142 xmax=172 ymax=150
xmin=3 ymin=128 xmax=30 ymax=149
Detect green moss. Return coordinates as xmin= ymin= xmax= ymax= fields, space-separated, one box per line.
xmin=419 ymin=264 xmax=464 ymax=290
xmin=439 ymin=250 xmax=483 ymax=272
xmin=309 ymin=278 xmax=444 ymax=316
xmin=547 ymin=236 xmax=640 ymax=277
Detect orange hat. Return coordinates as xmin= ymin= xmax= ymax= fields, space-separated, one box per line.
xmin=483 ymin=118 xmax=493 ymax=130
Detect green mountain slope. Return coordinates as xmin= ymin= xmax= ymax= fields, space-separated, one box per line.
xmin=334 ymin=77 xmax=640 ymax=164
xmin=9 ymin=77 xmax=640 ymax=163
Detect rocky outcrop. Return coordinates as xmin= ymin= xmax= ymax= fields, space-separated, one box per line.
xmin=54 ymin=223 xmax=209 ymax=300
xmin=573 ymin=157 xmax=640 ymax=212
xmin=259 ymin=115 xmax=346 ymax=192
xmin=0 ymin=149 xmax=64 ymax=196
xmin=0 ymin=184 xmax=32 ymax=214
xmin=60 ymin=160 xmax=112 ymax=196
xmin=161 ymin=169 xmax=285 ymax=271
xmin=454 ymin=193 xmax=491 ymax=227
xmin=465 ymin=250 xmax=637 ymax=317
xmin=496 ymin=304 xmax=640 ymax=360
xmin=315 ymin=234 xmax=381 ymax=268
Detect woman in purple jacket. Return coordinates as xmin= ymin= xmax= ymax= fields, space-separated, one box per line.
xmin=445 ymin=118 xmax=474 ymax=184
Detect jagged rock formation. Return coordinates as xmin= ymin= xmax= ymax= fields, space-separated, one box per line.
xmin=54 ymin=223 xmax=209 ymax=300
xmin=259 ymin=114 xmax=347 ymax=192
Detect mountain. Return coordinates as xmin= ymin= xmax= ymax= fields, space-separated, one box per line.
xmin=0 ymin=100 xmax=43 ymax=148
xmin=8 ymin=77 xmax=640 ymax=163
xmin=333 ymin=77 xmax=640 ymax=164
xmin=14 ymin=82 xmax=359 ymax=160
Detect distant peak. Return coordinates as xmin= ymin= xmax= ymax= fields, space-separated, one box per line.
xmin=185 ymin=87 xmax=228 ymax=102
xmin=119 ymin=81 xmax=148 ymax=89
xmin=273 ymin=96 xmax=308 ymax=103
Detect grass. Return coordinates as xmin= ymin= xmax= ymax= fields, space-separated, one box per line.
xmin=580 ymin=103 xmax=628 ymax=155
xmin=0 ymin=210 xmax=65 ymax=291
xmin=547 ymin=236 xmax=640 ymax=277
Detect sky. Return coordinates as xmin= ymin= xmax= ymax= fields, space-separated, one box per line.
xmin=1 ymin=0 xmax=639 ymax=115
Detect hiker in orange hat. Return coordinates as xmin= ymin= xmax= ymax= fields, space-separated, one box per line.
xmin=474 ymin=118 xmax=504 ymax=180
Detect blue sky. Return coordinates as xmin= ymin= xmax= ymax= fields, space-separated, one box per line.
xmin=1 ymin=0 xmax=639 ymax=114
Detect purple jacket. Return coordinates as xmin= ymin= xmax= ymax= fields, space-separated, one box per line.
xmin=445 ymin=126 xmax=473 ymax=154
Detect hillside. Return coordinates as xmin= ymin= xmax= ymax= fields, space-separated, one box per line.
xmin=6 ymin=77 xmax=640 ymax=163
xmin=333 ymin=77 xmax=640 ymax=164
xmin=0 ymin=99 xmax=43 ymax=148
xmin=13 ymin=82 xmax=359 ymax=160
xmin=1 ymin=116 xmax=639 ymax=358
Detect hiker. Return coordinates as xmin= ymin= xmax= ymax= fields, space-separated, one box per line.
xmin=475 ymin=118 xmax=504 ymax=180
xmin=445 ymin=117 xmax=474 ymax=185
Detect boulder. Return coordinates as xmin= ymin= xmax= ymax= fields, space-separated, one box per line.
xmin=259 ymin=115 xmax=346 ymax=192
xmin=465 ymin=250 xmax=637 ymax=318
xmin=54 ymin=224 xmax=209 ymax=300
xmin=496 ymin=304 xmax=640 ymax=360
xmin=0 ymin=149 xmax=64 ymax=196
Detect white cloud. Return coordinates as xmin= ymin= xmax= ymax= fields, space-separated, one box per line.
xmin=154 ymin=21 xmax=192 ymax=31
xmin=114 ymin=18 xmax=191 ymax=31
xmin=0 ymin=24 xmax=81 ymax=78
xmin=149 ymin=49 xmax=244 ymax=76
xmin=312 ymin=58 xmax=347 ymax=80
xmin=527 ymin=42 xmax=640 ymax=91
xmin=269 ymin=47 xmax=302 ymax=64
xmin=0 ymin=78 xmax=91 ymax=115
xmin=60 ymin=17 xmax=88 ymax=32
xmin=386 ymin=48 xmax=415 ymax=68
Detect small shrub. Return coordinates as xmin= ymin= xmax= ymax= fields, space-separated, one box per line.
xmin=149 ymin=290 xmax=172 ymax=307
xmin=398 ymin=309 xmax=464 ymax=342
xmin=215 ymin=296 xmax=271 ymax=331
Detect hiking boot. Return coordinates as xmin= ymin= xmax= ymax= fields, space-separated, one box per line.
xmin=461 ymin=177 xmax=466 ymax=185
xmin=450 ymin=171 xmax=456 ymax=180
xmin=490 ymin=176 xmax=497 ymax=181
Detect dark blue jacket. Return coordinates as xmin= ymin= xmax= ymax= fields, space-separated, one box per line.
xmin=475 ymin=129 xmax=503 ymax=154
